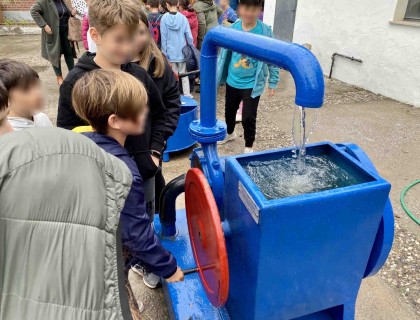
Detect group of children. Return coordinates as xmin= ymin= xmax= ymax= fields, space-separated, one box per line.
xmin=0 ymin=0 xmax=278 ymax=316
xmin=82 ymin=0 xmax=241 ymax=96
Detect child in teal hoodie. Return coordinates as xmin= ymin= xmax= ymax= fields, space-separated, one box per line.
xmin=217 ymin=0 xmax=279 ymax=153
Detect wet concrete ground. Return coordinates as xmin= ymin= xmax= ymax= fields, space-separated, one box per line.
xmin=1 ymin=35 xmax=419 ymax=319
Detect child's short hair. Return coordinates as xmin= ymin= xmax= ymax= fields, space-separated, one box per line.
xmin=0 ymin=81 xmax=8 ymax=113
xmin=179 ymin=0 xmax=190 ymax=9
xmin=148 ymin=0 xmax=160 ymax=8
xmin=165 ymin=0 xmax=178 ymax=7
xmin=88 ymin=0 xmax=141 ymax=34
xmin=0 ymin=59 xmax=40 ymax=92
xmin=72 ymin=70 xmax=148 ymax=134
xmin=238 ymin=0 xmax=263 ymax=7
xmin=159 ymin=0 xmax=167 ymax=12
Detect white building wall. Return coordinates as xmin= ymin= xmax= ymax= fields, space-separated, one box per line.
xmin=292 ymin=0 xmax=420 ymax=107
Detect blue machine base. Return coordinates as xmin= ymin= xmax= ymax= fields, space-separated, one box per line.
xmin=154 ymin=211 xmax=346 ymax=320
xmin=154 ymin=210 xmax=230 ymax=320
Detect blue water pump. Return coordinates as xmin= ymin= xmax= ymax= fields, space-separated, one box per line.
xmin=154 ymin=26 xmax=394 ymax=320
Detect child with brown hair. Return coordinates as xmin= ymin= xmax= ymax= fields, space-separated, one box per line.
xmin=58 ymin=0 xmax=170 ymax=235
xmin=132 ymin=9 xmax=181 ymax=288
xmin=73 ymin=69 xmax=184 ymax=315
xmin=0 ymin=81 xmax=13 ymax=136
xmin=147 ymin=0 xmax=164 ymax=48
xmin=0 ymin=59 xmax=52 ymax=131
xmin=179 ymin=0 xmax=198 ymax=47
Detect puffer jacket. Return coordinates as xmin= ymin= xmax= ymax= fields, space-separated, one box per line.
xmin=0 ymin=128 xmax=134 ymax=320
xmin=192 ymin=0 xmax=219 ymax=49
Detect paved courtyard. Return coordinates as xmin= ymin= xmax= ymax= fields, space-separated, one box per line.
xmin=1 ymin=34 xmax=419 ymax=319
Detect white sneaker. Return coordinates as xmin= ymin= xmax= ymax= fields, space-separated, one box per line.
xmin=138 ymin=301 xmax=144 ymax=313
xmin=218 ymin=132 xmax=237 ymax=145
xmin=244 ymin=147 xmax=254 ymax=154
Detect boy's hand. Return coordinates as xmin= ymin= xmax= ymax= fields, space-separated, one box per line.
xmin=151 ymin=155 xmax=160 ymax=167
xmin=166 ymin=267 xmax=185 ymax=283
xmin=150 ymin=150 xmax=161 ymax=167
xmin=71 ymin=8 xmax=77 ymax=16
xmin=44 ymin=25 xmax=52 ymax=34
xmin=267 ymin=88 xmax=275 ymax=97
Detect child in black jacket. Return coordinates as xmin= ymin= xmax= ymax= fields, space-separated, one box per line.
xmin=131 ymin=10 xmax=182 ymax=289
xmin=57 ymin=0 xmax=171 ymax=212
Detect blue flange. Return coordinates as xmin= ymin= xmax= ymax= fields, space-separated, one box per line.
xmin=189 ymin=119 xmax=227 ymax=144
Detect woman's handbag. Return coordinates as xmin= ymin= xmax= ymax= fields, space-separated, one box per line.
xmin=68 ymin=16 xmax=83 ymax=42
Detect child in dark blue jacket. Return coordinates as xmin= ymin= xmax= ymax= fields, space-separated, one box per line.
xmin=72 ymin=69 xmax=185 ymax=289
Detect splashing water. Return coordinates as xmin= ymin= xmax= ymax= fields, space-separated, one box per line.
xmin=244 ymin=155 xmax=364 ymax=200
xmin=291 ymin=106 xmax=318 ymax=174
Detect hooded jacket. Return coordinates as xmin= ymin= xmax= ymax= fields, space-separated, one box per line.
xmin=0 ymin=128 xmax=134 ymax=320
xmin=180 ymin=9 xmax=199 ymax=48
xmin=57 ymin=52 xmax=168 ymax=180
xmin=217 ymin=19 xmax=280 ymax=98
xmin=161 ymin=12 xmax=194 ymax=63
xmin=145 ymin=56 xmax=181 ymax=140
xmin=192 ymin=0 xmax=219 ymax=49
xmin=83 ymin=132 xmax=177 ymax=278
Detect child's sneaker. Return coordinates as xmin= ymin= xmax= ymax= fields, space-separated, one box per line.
xmin=218 ymin=132 xmax=237 ymax=145
xmin=244 ymin=147 xmax=254 ymax=154
xmin=131 ymin=265 xmax=161 ymax=289
xmin=138 ymin=301 xmax=144 ymax=313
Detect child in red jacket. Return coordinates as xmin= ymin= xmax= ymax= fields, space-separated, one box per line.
xmin=179 ymin=0 xmax=198 ymax=48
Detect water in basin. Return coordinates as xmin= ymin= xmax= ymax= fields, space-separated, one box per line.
xmin=243 ymin=154 xmax=365 ymax=200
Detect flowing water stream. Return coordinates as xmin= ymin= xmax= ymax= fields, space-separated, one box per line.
xmin=243 ymin=105 xmax=363 ymax=199
xmin=291 ymin=106 xmax=318 ymax=173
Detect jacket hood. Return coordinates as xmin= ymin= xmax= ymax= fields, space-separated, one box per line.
xmin=83 ymin=132 xmax=129 ymax=157
xmin=75 ymin=52 xmax=135 ymax=74
xmin=232 ymin=18 xmax=273 ymax=35
xmin=164 ymin=12 xmax=185 ymax=31
xmin=74 ymin=52 xmax=100 ymax=72
xmin=194 ymin=0 xmax=216 ymax=13
xmin=181 ymin=10 xmax=198 ymax=24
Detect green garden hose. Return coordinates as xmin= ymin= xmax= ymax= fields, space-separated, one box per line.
xmin=400 ymin=180 xmax=420 ymax=226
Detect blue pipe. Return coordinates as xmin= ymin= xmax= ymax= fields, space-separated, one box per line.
xmin=199 ymin=27 xmax=324 ymax=129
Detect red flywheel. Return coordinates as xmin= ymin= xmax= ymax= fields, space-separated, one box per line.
xmin=185 ymin=168 xmax=229 ymax=307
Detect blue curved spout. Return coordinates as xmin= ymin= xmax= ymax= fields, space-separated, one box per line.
xmin=200 ymin=26 xmax=325 ymax=129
